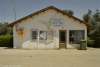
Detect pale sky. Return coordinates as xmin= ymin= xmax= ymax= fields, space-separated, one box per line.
xmin=0 ymin=0 xmax=100 ymax=23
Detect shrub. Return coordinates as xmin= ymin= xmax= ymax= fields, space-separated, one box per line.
xmin=87 ymin=37 xmax=100 ymax=48
xmin=0 ymin=35 xmax=13 ymax=47
xmin=87 ymin=37 xmax=94 ymax=47
xmin=94 ymin=38 xmax=100 ymax=47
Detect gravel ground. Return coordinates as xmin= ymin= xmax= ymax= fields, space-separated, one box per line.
xmin=0 ymin=47 xmax=100 ymax=67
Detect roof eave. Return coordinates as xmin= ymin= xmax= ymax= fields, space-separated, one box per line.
xmin=7 ymin=6 xmax=93 ymax=28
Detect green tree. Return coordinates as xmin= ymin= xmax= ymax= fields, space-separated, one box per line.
xmin=83 ymin=9 xmax=100 ymax=37
xmin=63 ymin=9 xmax=74 ymax=15
xmin=0 ymin=22 xmax=13 ymax=35
xmin=83 ymin=9 xmax=100 ymax=47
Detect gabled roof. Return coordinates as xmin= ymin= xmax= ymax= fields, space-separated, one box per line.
xmin=8 ymin=6 xmax=93 ymax=28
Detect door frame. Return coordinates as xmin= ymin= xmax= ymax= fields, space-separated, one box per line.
xmin=59 ymin=30 xmax=67 ymax=49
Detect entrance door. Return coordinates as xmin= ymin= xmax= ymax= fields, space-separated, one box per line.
xmin=59 ymin=30 xmax=66 ymax=49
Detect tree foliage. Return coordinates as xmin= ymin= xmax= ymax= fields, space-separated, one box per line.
xmin=0 ymin=35 xmax=13 ymax=47
xmin=0 ymin=22 xmax=13 ymax=35
xmin=63 ymin=9 xmax=74 ymax=15
xmin=83 ymin=9 xmax=100 ymax=37
xmin=83 ymin=9 xmax=100 ymax=47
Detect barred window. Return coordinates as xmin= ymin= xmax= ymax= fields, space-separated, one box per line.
xmin=31 ymin=30 xmax=38 ymax=41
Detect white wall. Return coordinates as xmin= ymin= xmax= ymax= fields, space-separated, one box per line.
xmin=13 ymin=9 xmax=87 ymax=49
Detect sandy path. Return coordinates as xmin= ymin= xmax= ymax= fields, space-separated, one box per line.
xmin=0 ymin=47 xmax=100 ymax=67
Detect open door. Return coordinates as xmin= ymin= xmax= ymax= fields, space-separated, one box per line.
xmin=59 ymin=30 xmax=66 ymax=49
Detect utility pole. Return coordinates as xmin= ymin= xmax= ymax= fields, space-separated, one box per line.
xmin=13 ymin=0 xmax=16 ymax=21
xmin=13 ymin=0 xmax=17 ymax=31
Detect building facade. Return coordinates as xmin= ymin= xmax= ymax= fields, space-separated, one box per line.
xmin=8 ymin=6 xmax=92 ymax=49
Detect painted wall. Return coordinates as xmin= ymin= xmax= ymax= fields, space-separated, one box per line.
xmin=13 ymin=9 xmax=87 ymax=49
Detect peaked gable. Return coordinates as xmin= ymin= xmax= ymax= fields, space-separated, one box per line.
xmin=8 ymin=6 xmax=93 ymax=28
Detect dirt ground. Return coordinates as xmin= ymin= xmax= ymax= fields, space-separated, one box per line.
xmin=0 ymin=47 xmax=100 ymax=67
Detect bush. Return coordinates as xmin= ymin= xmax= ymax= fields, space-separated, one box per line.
xmin=0 ymin=35 xmax=13 ymax=47
xmin=87 ymin=37 xmax=100 ymax=48
xmin=87 ymin=37 xmax=94 ymax=47
xmin=94 ymin=38 xmax=100 ymax=47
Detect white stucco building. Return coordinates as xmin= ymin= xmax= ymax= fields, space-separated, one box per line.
xmin=8 ymin=6 xmax=93 ymax=49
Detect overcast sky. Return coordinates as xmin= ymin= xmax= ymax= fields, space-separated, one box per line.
xmin=0 ymin=0 xmax=100 ymax=23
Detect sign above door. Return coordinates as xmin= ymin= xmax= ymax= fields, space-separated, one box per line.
xmin=51 ymin=19 xmax=63 ymax=26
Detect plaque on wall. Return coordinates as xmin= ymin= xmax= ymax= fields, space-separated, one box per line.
xmin=51 ymin=19 xmax=63 ymax=26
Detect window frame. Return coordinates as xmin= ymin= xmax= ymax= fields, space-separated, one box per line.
xmin=31 ymin=29 xmax=38 ymax=41
xmin=69 ymin=30 xmax=84 ymax=44
xmin=39 ymin=31 xmax=47 ymax=40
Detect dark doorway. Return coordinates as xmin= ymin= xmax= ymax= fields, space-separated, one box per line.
xmin=59 ymin=30 xmax=66 ymax=49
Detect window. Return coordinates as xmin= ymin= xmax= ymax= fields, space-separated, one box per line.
xmin=40 ymin=31 xmax=47 ymax=40
xmin=31 ymin=30 xmax=38 ymax=41
xmin=69 ymin=30 xmax=84 ymax=44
